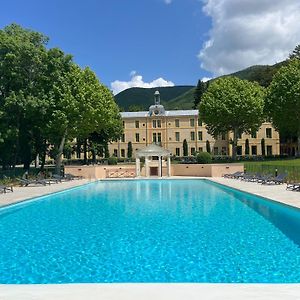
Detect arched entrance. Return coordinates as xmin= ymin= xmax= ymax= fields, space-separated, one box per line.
xmin=135 ymin=144 xmax=171 ymax=177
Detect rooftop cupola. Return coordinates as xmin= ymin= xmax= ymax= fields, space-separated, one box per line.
xmin=149 ymin=90 xmax=165 ymax=116
xmin=154 ymin=90 xmax=161 ymax=105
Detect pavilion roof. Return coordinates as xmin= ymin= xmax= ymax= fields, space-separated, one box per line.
xmin=136 ymin=144 xmax=171 ymax=158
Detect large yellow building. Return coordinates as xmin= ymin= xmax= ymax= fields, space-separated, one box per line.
xmin=109 ymin=91 xmax=280 ymax=158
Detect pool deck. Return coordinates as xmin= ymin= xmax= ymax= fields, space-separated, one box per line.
xmin=208 ymin=177 xmax=300 ymax=209
xmin=1 ymin=176 xmax=300 ymax=300
xmin=0 ymin=179 xmax=92 ymax=208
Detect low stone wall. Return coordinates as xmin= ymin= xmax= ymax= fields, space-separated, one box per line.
xmin=172 ymin=163 xmax=243 ymax=177
xmin=65 ymin=165 xmax=136 ymax=179
xmin=65 ymin=163 xmax=244 ymax=179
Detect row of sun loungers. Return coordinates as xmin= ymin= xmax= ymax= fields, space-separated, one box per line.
xmin=17 ymin=173 xmax=83 ymax=187
xmin=0 ymin=173 xmax=83 ymax=193
xmin=223 ymin=171 xmax=290 ymax=186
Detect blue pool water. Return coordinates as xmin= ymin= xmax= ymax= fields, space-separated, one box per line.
xmin=1 ymin=179 xmax=300 ymax=283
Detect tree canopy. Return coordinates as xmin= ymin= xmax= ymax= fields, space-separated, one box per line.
xmin=289 ymin=45 xmax=300 ymax=60
xmin=265 ymin=59 xmax=300 ymax=156
xmin=199 ymin=77 xmax=265 ymax=159
xmin=0 ymin=24 xmax=122 ymax=172
xmin=193 ymin=80 xmax=208 ymax=109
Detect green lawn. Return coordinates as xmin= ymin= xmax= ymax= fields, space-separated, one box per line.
xmin=244 ymin=158 xmax=300 ymax=181
xmin=245 ymin=158 xmax=300 ymax=167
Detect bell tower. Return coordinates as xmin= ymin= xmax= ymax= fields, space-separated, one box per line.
xmin=154 ymin=90 xmax=160 ymax=105
xmin=149 ymin=90 xmax=165 ymax=116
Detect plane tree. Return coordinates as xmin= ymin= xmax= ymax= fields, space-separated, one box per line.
xmin=46 ymin=65 xmax=122 ymax=174
xmin=265 ymin=59 xmax=300 ymax=156
xmin=199 ymin=77 xmax=265 ymax=160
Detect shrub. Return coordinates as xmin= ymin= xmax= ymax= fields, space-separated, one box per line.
xmin=196 ymin=152 xmax=212 ymax=164
xmin=108 ymin=156 xmax=118 ymax=165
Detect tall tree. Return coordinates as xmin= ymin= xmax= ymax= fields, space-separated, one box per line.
xmin=245 ymin=139 xmax=250 ymax=155
xmin=206 ymin=140 xmax=211 ymax=154
xmin=0 ymin=23 xmax=122 ymax=173
xmin=0 ymin=24 xmax=49 ymax=169
xmin=265 ymin=59 xmax=300 ymax=156
xmin=183 ymin=139 xmax=188 ymax=156
xmin=127 ymin=141 xmax=133 ymax=159
xmin=199 ymin=77 xmax=265 ymax=160
xmin=46 ymin=66 xmax=122 ymax=173
xmin=261 ymin=138 xmax=265 ymax=156
xmin=193 ymin=80 xmax=208 ymax=109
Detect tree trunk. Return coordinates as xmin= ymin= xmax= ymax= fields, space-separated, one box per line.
xmin=232 ymin=128 xmax=238 ymax=161
xmin=83 ymin=138 xmax=88 ymax=165
xmin=297 ymin=131 xmax=300 ymax=157
xmin=55 ymin=131 xmax=67 ymax=175
xmin=40 ymin=143 xmax=46 ymax=171
xmin=91 ymin=147 xmax=96 ymax=164
xmin=35 ymin=154 xmax=39 ymax=169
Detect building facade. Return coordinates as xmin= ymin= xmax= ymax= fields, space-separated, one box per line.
xmin=108 ymin=91 xmax=280 ymax=158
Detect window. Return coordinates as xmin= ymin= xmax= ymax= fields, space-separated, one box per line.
xmin=237 ymin=146 xmax=242 ymax=155
xmin=113 ymin=149 xmax=118 ymax=157
xmin=175 ymin=132 xmax=180 ymax=142
xmin=198 ymin=147 xmax=203 ymax=152
xmin=221 ymin=133 xmax=226 ymax=140
xmin=191 ymin=147 xmax=196 ymax=155
xmin=267 ymin=145 xmax=273 ymax=156
xmin=153 ymin=133 xmax=161 ymax=144
xmin=214 ymin=147 xmax=218 ymax=155
xmin=153 ymin=133 xmax=157 ymax=143
xmin=190 ymin=119 xmax=195 ymax=127
xmin=121 ymin=149 xmax=125 ymax=157
xmin=198 ymin=118 xmax=202 ymax=126
xmin=266 ymin=128 xmax=272 ymax=138
xmin=153 ymin=119 xmax=161 ymax=128
xmin=175 ymin=148 xmax=180 ymax=156
xmin=221 ymin=147 xmax=227 ymax=155
xmin=175 ymin=119 xmax=180 ymax=127
xmin=251 ymin=145 xmax=257 ymax=155
xmin=122 ymin=121 xmax=125 ymax=128
xmin=121 ymin=134 xmax=125 ymax=143
xmin=237 ymin=132 xmax=242 ymax=139
xmin=198 ymin=131 xmax=203 ymax=141
xmin=157 ymin=132 xmax=162 ymax=143
xmin=135 ymin=120 xmax=139 ymax=128
xmin=251 ymin=131 xmax=257 ymax=138
xmin=135 ymin=133 xmax=140 ymax=142
xmin=191 ymin=131 xmax=195 ymax=141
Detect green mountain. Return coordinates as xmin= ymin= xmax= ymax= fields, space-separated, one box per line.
xmin=227 ymin=61 xmax=287 ymax=87
xmin=114 ymin=61 xmax=287 ymax=111
xmin=115 ymin=86 xmax=194 ymax=111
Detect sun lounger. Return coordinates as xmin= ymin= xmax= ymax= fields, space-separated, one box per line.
xmin=64 ymin=173 xmax=83 ymax=180
xmin=253 ymin=174 xmax=273 ymax=183
xmin=17 ymin=178 xmax=50 ymax=187
xmin=261 ymin=173 xmax=288 ymax=185
xmin=286 ymin=183 xmax=300 ymax=191
xmin=223 ymin=171 xmax=242 ymax=179
xmin=0 ymin=185 xmax=13 ymax=193
xmin=240 ymin=173 xmax=258 ymax=181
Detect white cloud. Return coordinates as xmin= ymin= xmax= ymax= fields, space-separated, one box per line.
xmin=201 ymin=77 xmax=212 ymax=82
xmin=164 ymin=0 xmax=172 ymax=4
xmin=199 ymin=0 xmax=300 ymax=76
xmin=111 ymin=72 xmax=175 ymax=95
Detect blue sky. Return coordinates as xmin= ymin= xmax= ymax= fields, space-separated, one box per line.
xmin=1 ymin=0 xmax=300 ymax=94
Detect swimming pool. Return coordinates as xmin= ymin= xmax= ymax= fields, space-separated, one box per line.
xmin=1 ymin=179 xmax=300 ymax=283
